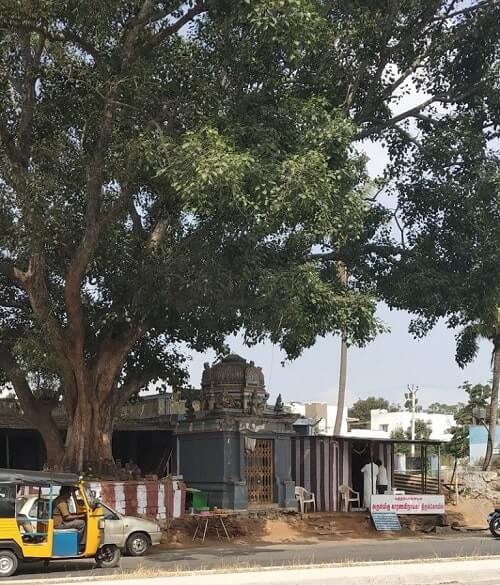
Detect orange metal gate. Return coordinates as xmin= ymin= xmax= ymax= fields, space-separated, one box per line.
xmin=245 ymin=439 xmax=274 ymax=504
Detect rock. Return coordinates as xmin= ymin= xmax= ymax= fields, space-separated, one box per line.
xmin=434 ymin=525 xmax=452 ymax=535
xmin=438 ymin=514 xmax=450 ymax=527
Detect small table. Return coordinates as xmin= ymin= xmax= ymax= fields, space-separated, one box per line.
xmin=192 ymin=513 xmax=231 ymax=544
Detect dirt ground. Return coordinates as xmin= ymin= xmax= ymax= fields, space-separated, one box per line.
xmin=159 ymin=497 xmax=497 ymax=550
xmin=160 ymin=512 xmax=435 ymax=549
xmin=446 ymin=497 xmax=493 ymax=529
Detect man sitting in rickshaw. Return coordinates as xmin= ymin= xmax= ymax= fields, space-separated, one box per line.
xmin=52 ymin=487 xmax=86 ymax=546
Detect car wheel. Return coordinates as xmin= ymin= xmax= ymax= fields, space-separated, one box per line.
xmin=490 ymin=515 xmax=500 ymax=537
xmin=126 ymin=532 xmax=151 ymax=556
xmin=0 ymin=550 xmax=18 ymax=577
xmin=95 ymin=544 xmax=121 ymax=568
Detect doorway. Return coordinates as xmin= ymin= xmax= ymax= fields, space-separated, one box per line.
xmin=245 ymin=439 xmax=274 ymax=505
xmin=351 ymin=441 xmax=371 ymax=507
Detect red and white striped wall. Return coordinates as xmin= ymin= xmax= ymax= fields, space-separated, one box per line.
xmin=87 ymin=479 xmax=186 ymax=519
xmin=291 ymin=437 xmax=394 ymax=512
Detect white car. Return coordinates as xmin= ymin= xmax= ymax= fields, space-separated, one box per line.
xmin=99 ymin=502 xmax=162 ymax=556
xmin=16 ymin=496 xmax=162 ymax=556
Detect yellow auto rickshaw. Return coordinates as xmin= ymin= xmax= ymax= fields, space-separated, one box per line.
xmin=0 ymin=468 xmax=120 ymax=577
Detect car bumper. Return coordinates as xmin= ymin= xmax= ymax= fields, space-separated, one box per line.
xmin=150 ymin=531 xmax=162 ymax=546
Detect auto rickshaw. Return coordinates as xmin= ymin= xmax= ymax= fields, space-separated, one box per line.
xmin=0 ymin=468 xmax=120 ymax=577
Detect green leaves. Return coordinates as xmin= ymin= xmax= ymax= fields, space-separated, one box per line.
xmin=162 ymin=127 xmax=255 ymax=212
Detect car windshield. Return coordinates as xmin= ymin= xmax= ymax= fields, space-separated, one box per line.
xmin=99 ymin=503 xmax=120 ymax=520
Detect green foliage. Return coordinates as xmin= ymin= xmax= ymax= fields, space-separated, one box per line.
xmin=428 ymin=402 xmax=464 ymax=416
xmin=0 ymin=0 xmax=498 ymax=465
xmin=348 ymin=396 xmax=390 ymax=423
xmin=0 ymin=0 xmax=382 ymax=427
xmin=445 ymin=382 xmax=492 ymax=460
xmin=412 ymin=419 xmax=433 ymax=441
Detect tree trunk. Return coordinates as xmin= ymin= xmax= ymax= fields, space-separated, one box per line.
xmin=32 ymin=409 xmax=65 ymax=468
xmin=334 ymin=262 xmax=348 ymax=436
xmin=0 ymin=343 xmax=64 ymax=467
xmin=62 ymin=391 xmax=115 ymax=474
xmin=483 ymin=336 xmax=500 ymax=470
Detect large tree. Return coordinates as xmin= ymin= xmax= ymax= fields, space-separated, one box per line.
xmin=0 ymin=0 xmax=380 ymax=471
xmin=356 ymin=0 xmax=500 ymax=467
xmin=0 ymin=0 xmax=498 ymax=471
xmin=377 ymin=134 xmax=499 ymax=468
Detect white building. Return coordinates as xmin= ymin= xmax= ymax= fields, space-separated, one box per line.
xmin=370 ymin=409 xmax=454 ymax=442
xmin=286 ymin=402 xmax=348 ymax=435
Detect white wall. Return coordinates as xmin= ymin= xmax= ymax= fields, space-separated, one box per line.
xmin=345 ymin=428 xmax=389 ymax=439
xmin=370 ymin=409 xmax=454 ymax=442
xmin=286 ymin=402 xmax=348 ymax=435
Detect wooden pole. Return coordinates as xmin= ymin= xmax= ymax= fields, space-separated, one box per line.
xmin=420 ymin=444 xmax=424 ymax=494
xmin=437 ymin=444 xmax=441 ymax=494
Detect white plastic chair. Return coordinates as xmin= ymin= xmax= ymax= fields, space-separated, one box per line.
xmin=338 ymin=485 xmax=361 ymax=512
xmin=295 ymin=486 xmax=316 ymax=513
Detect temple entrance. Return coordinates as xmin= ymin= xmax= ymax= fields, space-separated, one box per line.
xmin=245 ymin=439 xmax=274 ymax=505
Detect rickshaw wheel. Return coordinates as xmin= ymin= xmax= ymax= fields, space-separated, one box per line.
xmin=95 ymin=544 xmax=120 ymax=569
xmin=0 ymin=550 xmax=18 ymax=577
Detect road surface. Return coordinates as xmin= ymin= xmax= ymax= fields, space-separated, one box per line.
xmin=5 ymin=532 xmax=500 ymax=582
xmin=7 ymin=557 xmax=500 ymax=585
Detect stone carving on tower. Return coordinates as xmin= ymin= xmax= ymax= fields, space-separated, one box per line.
xmin=200 ymin=353 xmax=269 ymax=416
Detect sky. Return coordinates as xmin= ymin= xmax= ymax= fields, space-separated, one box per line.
xmin=184 ymin=305 xmax=492 ymax=410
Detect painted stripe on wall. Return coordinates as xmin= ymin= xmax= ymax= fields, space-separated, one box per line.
xmin=310 ymin=437 xmax=317 ymax=501
xmin=158 ymin=483 xmax=166 ymax=518
xmin=299 ymin=437 xmax=305 ymax=489
xmin=304 ymin=439 xmax=311 ymax=491
xmin=344 ymin=440 xmax=350 ymax=492
xmin=319 ymin=440 xmax=326 ymax=512
xmin=291 ymin=438 xmax=398 ymax=512
xmin=114 ymin=483 xmax=125 ymax=515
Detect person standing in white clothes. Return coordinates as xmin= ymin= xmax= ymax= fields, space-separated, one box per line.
xmin=360 ymin=459 xmax=378 ymax=509
xmin=375 ymin=459 xmax=388 ymax=494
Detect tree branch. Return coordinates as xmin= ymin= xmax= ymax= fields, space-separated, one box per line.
xmin=308 ymin=242 xmax=400 ymax=262
xmin=0 ymin=257 xmax=28 ymax=284
xmin=93 ymin=323 xmax=146 ymax=403
xmin=356 ymin=95 xmax=438 ymax=140
xmin=0 ymin=21 xmax=100 ymax=62
xmin=390 ymin=123 xmax=423 ymax=151
xmin=355 ymin=82 xmax=485 ymax=140
xmin=0 ymin=343 xmax=38 ymax=418
xmin=129 ymin=200 xmax=147 ymax=238
xmin=0 ymin=124 xmax=25 ymax=170
xmin=114 ymin=373 xmax=151 ymax=411
xmin=152 ymin=1 xmax=208 ymax=44
xmin=432 ymin=0 xmax=496 ymax=23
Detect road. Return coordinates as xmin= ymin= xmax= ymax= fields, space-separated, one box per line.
xmin=5 ymin=532 xmax=500 ymax=582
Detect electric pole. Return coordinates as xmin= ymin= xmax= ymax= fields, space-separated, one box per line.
xmin=404 ymin=385 xmax=419 ymax=457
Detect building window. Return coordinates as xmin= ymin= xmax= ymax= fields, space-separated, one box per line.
xmin=380 ymin=425 xmax=389 ymax=432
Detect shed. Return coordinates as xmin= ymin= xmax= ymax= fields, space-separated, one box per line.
xmin=291 ymin=435 xmax=442 ymax=512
